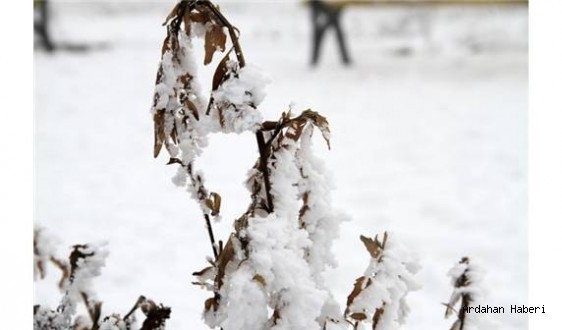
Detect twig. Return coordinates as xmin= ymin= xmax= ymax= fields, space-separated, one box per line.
xmin=205 ymin=214 xmax=219 ymax=259
xmin=124 ymin=295 xmax=147 ymax=321
xmin=256 ymin=131 xmax=274 ymax=213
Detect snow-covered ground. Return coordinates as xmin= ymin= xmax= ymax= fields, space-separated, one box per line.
xmin=34 ymin=1 xmax=527 ymax=329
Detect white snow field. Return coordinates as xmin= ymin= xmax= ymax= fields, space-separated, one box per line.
xmin=34 ymin=1 xmax=527 ymax=329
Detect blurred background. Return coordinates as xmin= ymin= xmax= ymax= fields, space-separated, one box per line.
xmin=34 ymin=0 xmax=528 ymax=329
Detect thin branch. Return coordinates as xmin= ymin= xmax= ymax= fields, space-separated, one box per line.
xmin=256 ymin=131 xmax=274 ymax=213
xmin=124 ymin=295 xmax=147 ymax=321
xmin=205 ymin=214 xmax=219 ymax=259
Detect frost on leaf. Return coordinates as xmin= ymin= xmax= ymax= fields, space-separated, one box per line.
xmin=444 ymin=257 xmax=493 ymax=330
xmin=344 ymin=232 xmax=420 ymax=329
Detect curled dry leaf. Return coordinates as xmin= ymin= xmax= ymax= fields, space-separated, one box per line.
xmin=204 ymin=297 xmax=218 ymax=312
xmin=204 ymin=24 xmax=227 ymax=65
xmin=253 ymin=274 xmax=267 ymax=288
xmin=360 ymin=235 xmax=382 ymax=260
xmin=140 ymin=301 xmax=171 ymax=330
xmin=209 ymin=192 xmax=221 ymax=216
xmin=345 ymin=276 xmax=372 ymax=314
xmin=301 ymin=110 xmax=331 ymax=149
xmin=212 ymin=49 xmax=233 ymax=91
xmin=350 ymin=312 xmax=367 ymax=321
xmin=153 ymin=111 xmax=166 ymax=158
xmin=215 ymin=236 xmax=235 ymax=289
xmin=372 ymin=305 xmax=385 ymax=329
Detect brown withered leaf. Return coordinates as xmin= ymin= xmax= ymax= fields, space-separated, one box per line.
xmin=166 ymin=158 xmax=182 ymax=165
xmin=204 ymin=297 xmax=218 ymax=312
xmin=36 ymin=260 xmax=45 ymax=279
xmin=350 ymin=312 xmax=367 ymax=321
xmin=217 ymin=106 xmax=225 ymax=128
xmin=190 ymin=8 xmax=211 ymax=24
xmin=301 ymin=110 xmax=331 ymax=149
xmin=192 ymin=266 xmax=214 ymax=278
xmin=153 ymin=111 xmax=165 ymax=158
xmin=210 ymin=192 xmax=221 ymax=216
xmin=360 ymin=235 xmax=383 ymax=260
xmin=204 ymin=24 xmax=227 ymax=65
xmin=140 ymin=301 xmax=171 ymax=330
xmin=204 ymin=198 xmax=214 ymax=210
xmin=184 ymin=99 xmax=200 ymax=121
xmin=49 ymin=256 xmax=70 ymax=289
xmin=346 ymin=276 xmax=372 ymax=312
xmin=372 ymin=305 xmax=385 ymax=329
xmin=253 ymin=274 xmax=266 ymax=288
xmin=270 ymin=308 xmax=281 ymax=326
xmin=69 ymin=244 xmax=94 ymax=278
xmin=171 ymin=124 xmax=180 ymax=144
xmin=286 ymin=119 xmax=307 ymax=142
xmin=212 ymin=50 xmax=232 ymax=91
xmin=182 ymin=10 xmax=192 ymax=35
xmin=215 ymin=236 xmax=235 ymax=289
xmin=161 ymin=33 xmax=179 ymax=56
xmin=178 ymin=73 xmax=193 ymax=88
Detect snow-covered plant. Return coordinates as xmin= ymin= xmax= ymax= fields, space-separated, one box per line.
xmin=342 ymin=233 xmax=421 ymax=330
xmin=151 ymin=2 xmax=420 ymax=330
xmin=33 ymin=228 xmax=171 ymax=330
xmin=444 ymin=257 xmax=485 ymax=330
xmin=34 ymin=225 xmax=70 ymax=289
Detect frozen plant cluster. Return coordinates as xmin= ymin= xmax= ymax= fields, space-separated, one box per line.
xmin=34 ymin=236 xmax=110 ymax=330
xmin=341 ymin=233 xmax=421 ymax=330
xmin=445 ymin=257 xmax=498 ymax=330
xmin=149 ymin=2 xmax=423 ymax=330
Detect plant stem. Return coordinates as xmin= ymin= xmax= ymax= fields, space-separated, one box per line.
xmin=205 ymin=214 xmax=219 ymax=259
xmin=256 ymin=131 xmax=274 ymax=213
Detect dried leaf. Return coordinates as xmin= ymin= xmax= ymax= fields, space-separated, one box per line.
xmin=372 ymin=305 xmax=384 ymax=329
xmin=166 ymin=158 xmax=182 ymax=165
xmin=205 ymin=198 xmax=214 ymax=211
xmin=185 ymin=99 xmax=200 ymax=120
xmin=36 ymin=261 xmax=45 ymax=279
xmin=183 ymin=10 xmax=192 ymax=35
xmin=204 ymin=24 xmax=227 ymax=65
xmin=360 ymin=235 xmax=383 ymax=260
xmin=350 ymin=312 xmax=367 ymax=321
xmin=270 ymin=308 xmax=281 ymax=325
xmin=190 ymin=9 xmax=211 ymax=24
xmin=253 ymin=274 xmax=266 ymax=288
xmin=153 ymin=111 xmax=165 ymax=158
xmin=209 ymin=192 xmax=221 ymax=216
xmin=204 ymin=297 xmax=218 ymax=312
xmin=212 ymin=50 xmax=232 ymax=91
xmin=161 ymin=31 xmax=179 ymax=57
xmin=215 ymin=236 xmax=235 ymax=289
xmin=49 ymin=257 xmax=70 ymax=289
xmin=140 ymin=301 xmax=171 ymax=330
xmin=286 ymin=119 xmax=307 ymax=142
xmin=346 ymin=276 xmax=372 ymax=312
xmin=302 ymin=110 xmax=331 ymax=149
xmin=192 ymin=266 xmax=214 ymax=278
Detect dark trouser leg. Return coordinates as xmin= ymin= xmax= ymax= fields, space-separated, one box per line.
xmin=332 ymin=10 xmax=351 ymax=65
xmin=311 ymin=1 xmax=328 ymax=66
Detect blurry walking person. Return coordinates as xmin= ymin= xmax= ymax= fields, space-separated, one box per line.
xmin=34 ymin=0 xmax=55 ymax=51
xmin=308 ymin=0 xmax=351 ymax=66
